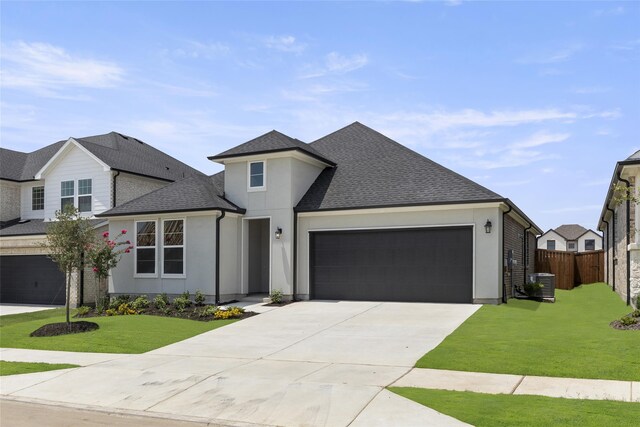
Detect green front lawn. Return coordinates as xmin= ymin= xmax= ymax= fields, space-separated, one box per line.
xmin=0 ymin=308 xmax=238 ymax=353
xmin=0 ymin=361 xmax=79 ymax=376
xmin=417 ymin=283 xmax=639 ymax=381
xmin=390 ymin=387 xmax=640 ymax=427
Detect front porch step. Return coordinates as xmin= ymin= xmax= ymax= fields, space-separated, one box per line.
xmin=240 ymin=294 xmax=270 ymax=304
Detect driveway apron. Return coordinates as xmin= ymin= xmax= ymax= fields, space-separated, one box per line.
xmin=1 ymin=301 xmax=478 ymax=426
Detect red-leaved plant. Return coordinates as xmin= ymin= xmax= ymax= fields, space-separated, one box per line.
xmin=85 ymin=229 xmax=133 ymax=310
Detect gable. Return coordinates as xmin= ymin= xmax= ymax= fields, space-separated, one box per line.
xmin=35 ymin=138 xmax=109 ymax=179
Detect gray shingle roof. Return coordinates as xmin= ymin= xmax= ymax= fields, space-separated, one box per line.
xmin=0 ymin=219 xmax=105 ymax=236
xmin=97 ymin=172 xmax=244 ymax=217
xmin=1 ymin=132 xmax=203 ymax=182
xmin=208 ymin=130 xmax=336 ymax=166
xmin=553 ymin=224 xmax=589 ymax=241
xmin=295 ymin=122 xmax=503 ymax=211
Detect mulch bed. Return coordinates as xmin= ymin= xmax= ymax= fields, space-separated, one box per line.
xmin=610 ymin=320 xmax=640 ymax=330
xmin=264 ymin=300 xmax=295 ymax=307
xmin=31 ymin=321 xmax=99 ymax=337
xmin=76 ymin=305 xmax=258 ymax=322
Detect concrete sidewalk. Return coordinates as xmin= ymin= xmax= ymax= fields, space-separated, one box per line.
xmin=392 ymin=368 xmax=640 ymax=402
xmin=0 ymin=348 xmax=127 ymax=366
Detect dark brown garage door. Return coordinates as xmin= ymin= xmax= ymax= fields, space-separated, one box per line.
xmin=0 ymin=256 xmax=66 ymax=305
xmin=310 ymin=226 xmax=473 ymax=303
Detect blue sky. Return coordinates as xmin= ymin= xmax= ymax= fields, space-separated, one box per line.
xmin=1 ymin=1 xmax=639 ymax=232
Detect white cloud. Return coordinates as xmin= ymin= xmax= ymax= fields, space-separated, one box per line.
xmin=571 ymin=86 xmax=610 ymax=94
xmin=593 ymin=6 xmax=625 ymax=17
xmin=300 ymin=52 xmax=369 ymax=78
xmin=1 ymin=41 xmax=124 ymax=96
xmin=444 ymin=0 xmax=463 ymax=6
xmin=167 ymin=40 xmax=229 ymax=59
xmin=517 ymin=43 xmax=583 ymax=64
xmin=511 ymin=131 xmax=570 ymax=148
xmin=263 ymin=35 xmax=306 ymax=53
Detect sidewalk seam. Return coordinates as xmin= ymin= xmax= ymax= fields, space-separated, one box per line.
xmin=510 ymin=375 xmax=526 ymax=394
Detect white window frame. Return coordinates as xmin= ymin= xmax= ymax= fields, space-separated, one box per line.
xmin=61 ymin=180 xmax=74 ymax=211
xmin=32 ymin=186 xmax=44 ymax=211
xmin=567 ymin=241 xmax=577 ymax=251
xmin=247 ymin=160 xmax=266 ymax=192
xmin=161 ymin=218 xmax=186 ymax=279
xmin=78 ymin=178 xmax=92 ymax=213
xmin=134 ymin=219 xmax=158 ymax=278
xmin=547 ymin=240 xmax=556 ymax=250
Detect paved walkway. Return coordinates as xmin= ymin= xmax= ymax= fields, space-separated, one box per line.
xmin=0 ymin=304 xmax=61 ymax=316
xmin=392 ymin=368 xmax=640 ymax=403
xmin=1 ymin=301 xmax=477 ymax=427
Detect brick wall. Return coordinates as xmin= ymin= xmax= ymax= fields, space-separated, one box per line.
xmin=503 ymin=214 xmax=525 ymax=299
xmin=0 ymin=181 xmax=21 ymax=222
xmin=613 ymin=199 xmax=629 ymax=303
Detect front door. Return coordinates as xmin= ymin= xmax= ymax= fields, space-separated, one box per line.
xmin=248 ymin=218 xmax=270 ymax=294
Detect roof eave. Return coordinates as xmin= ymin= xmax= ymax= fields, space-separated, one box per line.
xmin=208 ymin=147 xmax=336 ymax=167
xmin=96 ymin=206 xmax=246 ymax=218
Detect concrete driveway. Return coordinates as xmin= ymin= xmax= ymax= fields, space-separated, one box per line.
xmin=0 ymin=304 xmax=61 ymax=316
xmin=3 ymin=301 xmax=478 ymax=426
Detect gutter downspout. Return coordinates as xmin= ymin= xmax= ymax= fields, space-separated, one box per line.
xmin=502 ymin=204 xmax=512 ymax=303
xmin=112 ymin=171 xmax=120 ymax=208
xmin=215 ymin=210 xmax=225 ymax=305
xmin=607 ymin=206 xmax=616 ymax=292
xmin=292 ymin=210 xmax=298 ymax=302
xmin=523 ymin=222 xmax=532 ymax=288
xmin=617 ymin=173 xmax=632 ymax=305
xmin=601 ymin=217 xmax=610 ymax=285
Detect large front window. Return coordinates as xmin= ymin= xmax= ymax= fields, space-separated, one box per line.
xmin=136 ymin=221 xmax=156 ymax=275
xmin=61 ymin=181 xmax=74 ymax=211
xmin=78 ymin=179 xmax=92 ymax=212
xmin=32 ymin=186 xmax=44 ymax=211
xmin=163 ymin=219 xmax=184 ymax=276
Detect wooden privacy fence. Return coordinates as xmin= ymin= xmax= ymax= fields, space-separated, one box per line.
xmin=535 ymin=249 xmax=604 ymax=290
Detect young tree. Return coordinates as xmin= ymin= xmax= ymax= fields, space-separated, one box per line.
xmin=44 ymin=205 xmax=96 ymax=328
xmin=85 ymin=229 xmax=133 ymax=310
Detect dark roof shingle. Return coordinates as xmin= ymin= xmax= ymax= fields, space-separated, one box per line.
xmin=97 ymin=172 xmax=244 ymax=217
xmin=295 ymin=122 xmax=503 ymax=211
xmin=208 ymin=130 xmax=335 ymax=166
xmin=0 ymin=219 xmax=105 ymax=236
xmin=553 ymin=224 xmax=589 ymax=241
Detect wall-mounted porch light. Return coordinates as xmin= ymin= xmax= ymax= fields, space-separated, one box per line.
xmin=484 ymin=220 xmax=492 ymax=234
xmin=275 ymin=227 xmax=283 ymax=240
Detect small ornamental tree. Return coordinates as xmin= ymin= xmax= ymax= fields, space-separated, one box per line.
xmin=86 ymin=229 xmax=133 ymax=310
xmin=44 ymin=205 xmax=96 ymax=328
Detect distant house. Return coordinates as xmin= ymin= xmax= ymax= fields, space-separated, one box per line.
xmin=0 ymin=132 xmax=203 ymax=306
xmin=537 ymin=224 xmax=602 ymax=252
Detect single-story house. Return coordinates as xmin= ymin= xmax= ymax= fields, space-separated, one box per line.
xmin=598 ymin=149 xmax=640 ymax=307
xmin=0 ymin=132 xmax=203 ymax=306
xmin=537 ymin=224 xmax=602 ymax=252
xmin=99 ymin=122 xmax=541 ymax=304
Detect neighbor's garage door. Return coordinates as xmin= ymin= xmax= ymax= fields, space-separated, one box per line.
xmin=310 ymin=226 xmax=473 ymax=303
xmin=0 ymin=256 xmax=66 ymax=305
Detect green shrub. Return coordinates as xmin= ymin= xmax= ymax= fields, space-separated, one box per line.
xmin=198 ymin=305 xmax=218 ymax=317
xmin=105 ymin=309 xmax=117 ymax=316
xmin=214 ymin=306 xmax=244 ymax=320
xmin=131 ymin=295 xmax=150 ymax=311
xmin=180 ymin=291 xmax=190 ymax=300
xmin=631 ymin=309 xmax=640 ymax=318
xmin=109 ymin=295 xmax=131 ymax=310
xmin=173 ymin=296 xmax=192 ymax=312
xmin=117 ymin=302 xmax=137 ymax=315
xmin=96 ymin=295 xmax=110 ymax=314
xmin=153 ymin=293 xmax=169 ymax=309
xmin=195 ymin=290 xmax=206 ymax=306
xmin=76 ymin=306 xmax=91 ymax=316
xmin=523 ymin=282 xmax=544 ymax=297
xmin=619 ymin=315 xmax=638 ymax=326
xmin=270 ymin=289 xmax=284 ymax=304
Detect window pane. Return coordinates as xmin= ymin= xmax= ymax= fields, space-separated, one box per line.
xmin=136 ymin=222 xmax=156 ymax=246
xmin=547 ymin=240 xmax=555 ymax=250
xmin=61 ymin=197 xmax=74 ymax=210
xmin=78 ymin=179 xmax=92 ymax=195
xmin=250 ymin=162 xmax=263 ymax=175
xmin=32 ymin=186 xmax=44 ymax=210
xmin=61 ymin=181 xmax=74 ymax=197
xmin=585 ymin=239 xmax=595 ymax=251
xmin=164 ymin=220 xmax=184 ymax=245
xmin=250 ymin=174 xmax=263 ymax=187
xmin=164 ymin=248 xmax=183 ymax=274
xmin=136 ymin=248 xmax=156 ymax=274
xmin=78 ymin=195 xmax=92 ymax=212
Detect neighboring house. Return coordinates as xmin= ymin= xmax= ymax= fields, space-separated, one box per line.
xmin=537 ymin=224 xmax=603 ymax=252
xmin=0 ymin=132 xmax=203 ymax=306
xmin=598 ymin=150 xmax=639 ymax=308
xmin=100 ymin=122 xmax=541 ymax=305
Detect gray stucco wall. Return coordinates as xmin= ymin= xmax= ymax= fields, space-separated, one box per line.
xmin=0 ymin=180 xmax=21 ymax=222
